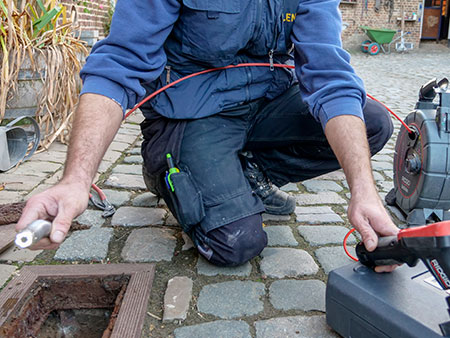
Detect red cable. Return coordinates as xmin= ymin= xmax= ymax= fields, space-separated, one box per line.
xmin=366 ymin=93 xmax=413 ymax=134
xmin=125 ymin=63 xmax=412 ymax=138
xmin=91 ymin=182 xmax=107 ymax=201
xmin=124 ymin=63 xmax=294 ymax=119
xmin=344 ymin=228 xmax=359 ymax=262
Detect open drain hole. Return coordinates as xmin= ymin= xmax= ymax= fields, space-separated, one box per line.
xmin=0 ymin=264 xmax=155 ymax=338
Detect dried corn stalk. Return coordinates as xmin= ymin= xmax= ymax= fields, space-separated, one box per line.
xmin=0 ymin=0 xmax=88 ymax=148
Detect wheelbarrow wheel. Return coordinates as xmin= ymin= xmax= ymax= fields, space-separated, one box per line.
xmin=361 ymin=40 xmax=372 ymax=53
xmin=368 ymin=42 xmax=380 ymax=55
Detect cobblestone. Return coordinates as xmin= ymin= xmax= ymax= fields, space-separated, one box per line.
xmin=316 ymin=170 xmax=346 ymax=180
xmin=75 ymin=209 xmax=105 ymax=228
xmin=181 ymin=232 xmax=194 ymax=251
xmin=44 ymin=170 xmax=63 ymax=185
xmin=0 ymin=191 xmax=25 ymax=203
xmin=163 ymin=276 xmax=193 ymax=322
xmin=111 ymin=206 xmax=166 ymax=226
xmin=384 ymin=170 xmax=394 ymax=179
xmin=260 ymin=248 xmax=319 ymax=278
xmin=99 ymin=189 xmax=131 ymax=207
xmin=25 ymin=184 xmax=53 ymax=198
xmin=2 ymin=174 xmax=43 ymax=191
xmin=280 ymin=183 xmax=299 ymax=192
xmin=269 ymin=280 xmax=326 ymax=311
xmin=0 ymin=264 xmax=17 ymax=287
xmin=104 ymin=174 xmax=146 ymax=190
xmin=302 ymin=180 xmax=343 ymax=193
xmin=129 ymin=147 xmax=141 ymax=155
xmin=112 ymin=164 xmax=142 ymax=175
xmin=315 ymin=246 xmax=357 ymax=274
xmin=372 ymin=171 xmax=384 ymax=182
xmin=298 ymin=226 xmax=356 ymax=246
xmin=295 ymin=192 xmax=346 ymax=205
xmin=372 ymin=154 xmax=393 ymax=162
xmin=54 ymin=227 xmax=113 ymax=261
xmin=132 ymin=192 xmax=158 ymax=207
xmin=113 ymin=133 xmax=139 ymax=144
xmin=262 ymin=213 xmax=291 ymax=222
xmin=97 ymin=160 xmax=114 ymax=174
xmin=121 ymin=228 xmax=176 ymax=262
xmin=102 ymin=150 xmax=123 ymax=163
xmin=197 ymin=281 xmax=265 ymax=319
xmin=108 ymin=141 xmax=130 ymax=153
xmin=295 ymin=206 xmax=344 ymax=224
xmin=197 ymin=257 xmax=252 ymax=276
xmin=11 ymin=161 xmax=61 ymax=175
xmin=123 ymin=155 xmax=143 ymax=164
xmin=0 ymin=246 xmax=42 ymax=263
xmin=265 ymin=226 xmax=298 ymax=247
xmin=296 ymin=213 xmax=344 ymax=224
xmin=255 ymin=315 xmax=338 ymax=338
xmin=371 ymin=161 xmax=394 ymax=170
xmin=174 ymin=321 xmax=251 ymax=338
xmin=31 ymin=150 xmax=66 ymax=163
xmin=377 ymin=180 xmax=394 ymax=192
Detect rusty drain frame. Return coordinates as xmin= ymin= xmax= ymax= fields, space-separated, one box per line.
xmin=0 ymin=263 xmax=155 ymax=338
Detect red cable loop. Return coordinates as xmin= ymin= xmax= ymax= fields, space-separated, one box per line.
xmin=344 ymin=228 xmax=359 ymax=262
xmin=366 ymin=93 xmax=413 ymax=134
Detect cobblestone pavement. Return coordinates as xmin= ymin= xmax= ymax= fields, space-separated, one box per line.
xmin=0 ymin=44 xmax=449 ymax=337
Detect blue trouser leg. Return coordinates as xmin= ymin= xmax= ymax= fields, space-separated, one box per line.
xmin=245 ymin=85 xmax=394 ymax=186
xmin=142 ymin=85 xmax=393 ymax=267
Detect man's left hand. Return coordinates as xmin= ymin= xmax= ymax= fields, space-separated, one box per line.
xmin=348 ymin=187 xmax=400 ymax=273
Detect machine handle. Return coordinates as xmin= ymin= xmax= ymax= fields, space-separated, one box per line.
xmin=356 ymin=236 xmax=419 ymax=268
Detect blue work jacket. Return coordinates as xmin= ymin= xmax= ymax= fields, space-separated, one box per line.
xmin=80 ymin=0 xmax=366 ymax=129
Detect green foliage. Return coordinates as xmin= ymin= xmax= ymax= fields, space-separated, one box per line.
xmin=103 ymin=1 xmax=114 ymax=36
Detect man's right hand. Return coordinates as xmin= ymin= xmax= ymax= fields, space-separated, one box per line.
xmin=16 ymin=181 xmax=90 ymax=250
xmin=15 ymin=93 xmax=124 ymax=250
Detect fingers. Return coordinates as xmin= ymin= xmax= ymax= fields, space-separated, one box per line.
xmin=375 ymin=264 xmax=402 ymax=273
xmin=50 ymin=205 xmax=76 ymax=244
xmin=354 ymin=218 xmax=378 ymax=252
xmin=16 ymin=198 xmax=51 ymax=232
xmin=28 ymin=238 xmax=61 ymax=251
xmin=15 ymin=184 xmax=88 ymax=250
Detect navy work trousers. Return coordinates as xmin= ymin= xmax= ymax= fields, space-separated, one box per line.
xmin=142 ymin=85 xmax=393 ymax=266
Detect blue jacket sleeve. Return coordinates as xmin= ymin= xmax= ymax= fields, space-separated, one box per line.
xmin=291 ymin=0 xmax=366 ymax=129
xmin=80 ymin=0 xmax=181 ymax=112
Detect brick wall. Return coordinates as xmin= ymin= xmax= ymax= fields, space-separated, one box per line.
xmin=340 ymin=0 xmax=422 ymax=50
xmin=61 ymin=0 xmax=112 ymax=38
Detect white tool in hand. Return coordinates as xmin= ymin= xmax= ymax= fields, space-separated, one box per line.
xmin=15 ymin=220 xmax=52 ymax=249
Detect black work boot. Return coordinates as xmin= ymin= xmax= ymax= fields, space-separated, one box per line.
xmin=243 ymin=160 xmax=296 ymax=215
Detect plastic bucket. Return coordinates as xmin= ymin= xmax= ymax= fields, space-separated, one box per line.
xmin=0 ymin=117 xmax=40 ymax=172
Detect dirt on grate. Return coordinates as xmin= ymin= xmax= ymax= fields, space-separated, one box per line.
xmin=0 ymin=202 xmax=26 ymax=225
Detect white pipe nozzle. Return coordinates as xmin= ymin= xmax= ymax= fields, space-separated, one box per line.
xmin=15 ymin=220 xmax=52 ymax=249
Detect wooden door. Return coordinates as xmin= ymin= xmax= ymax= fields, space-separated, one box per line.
xmin=422 ymin=0 xmax=443 ymax=39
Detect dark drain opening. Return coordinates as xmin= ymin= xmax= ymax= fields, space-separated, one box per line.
xmin=39 ymin=308 xmax=112 ymax=338
xmin=0 ymin=264 xmax=155 ymax=338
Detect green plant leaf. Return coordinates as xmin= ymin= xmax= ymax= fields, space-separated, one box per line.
xmin=0 ymin=1 xmax=8 ymax=16
xmin=36 ymin=0 xmax=48 ymax=14
xmin=0 ymin=22 xmax=6 ymax=37
xmin=33 ymin=6 xmax=61 ymax=38
xmin=0 ymin=35 xmax=7 ymax=55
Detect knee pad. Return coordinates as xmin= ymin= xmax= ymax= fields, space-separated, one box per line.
xmin=205 ymin=214 xmax=267 ymax=267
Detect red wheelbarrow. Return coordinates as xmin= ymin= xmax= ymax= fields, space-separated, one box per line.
xmin=360 ymin=26 xmax=397 ymax=55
